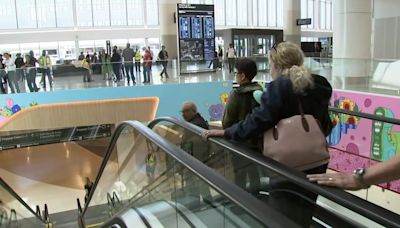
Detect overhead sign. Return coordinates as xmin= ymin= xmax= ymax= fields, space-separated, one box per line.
xmin=296 ymin=18 xmax=312 ymax=26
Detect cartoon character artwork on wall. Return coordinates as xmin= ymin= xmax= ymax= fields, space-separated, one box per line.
xmin=208 ymin=92 xmax=229 ymax=121
xmin=371 ymin=107 xmax=400 ymax=161
xmin=328 ymin=97 xmax=360 ymax=148
xmin=0 ymin=98 xmax=38 ymax=125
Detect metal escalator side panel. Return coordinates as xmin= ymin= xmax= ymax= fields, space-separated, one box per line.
xmin=83 ymin=120 xmax=299 ymax=228
xmin=148 ymin=117 xmax=400 ymax=228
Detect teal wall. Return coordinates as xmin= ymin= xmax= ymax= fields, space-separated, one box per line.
xmin=0 ymin=82 xmax=232 ymax=124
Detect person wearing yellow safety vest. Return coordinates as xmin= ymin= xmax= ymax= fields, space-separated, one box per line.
xmin=134 ymin=48 xmax=142 ymax=73
xmin=38 ymin=50 xmax=53 ymax=89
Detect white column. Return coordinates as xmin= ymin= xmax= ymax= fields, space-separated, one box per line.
xmin=283 ymin=0 xmax=301 ymax=45
xmin=333 ymin=0 xmax=372 ymax=59
xmin=332 ymin=0 xmax=372 ymax=87
xmin=159 ymin=0 xmax=181 ymax=59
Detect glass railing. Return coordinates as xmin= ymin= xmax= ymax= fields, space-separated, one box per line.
xmin=80 ymin=120 xmax=299 ymax=228
xmin=1 ymin=57 xmax=399 ymax=97
xmin=148 ymin=117 xmax=400 ymax=228
xmin=0 ymin=178 xmax=49 ymax=227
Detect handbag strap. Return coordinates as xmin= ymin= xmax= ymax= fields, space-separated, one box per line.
xmin=297 ymin=96 xmax=310 ymax=132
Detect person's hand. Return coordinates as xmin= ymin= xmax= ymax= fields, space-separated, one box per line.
xmin=201 ymin=130 xmax=225 ymax=141
xmin=307 ymin=173 xmax=363 ymax=191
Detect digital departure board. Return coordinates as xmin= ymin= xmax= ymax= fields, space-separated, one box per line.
xmin=177 ymin=4 xmax=215 ymax=74
xmin=203 ymin=17 xmax=214 ymax=39
xmin=191 ymin=17 xmax=203 ymax=39
xmin=179 ymin=17 xmax=191 ymax=39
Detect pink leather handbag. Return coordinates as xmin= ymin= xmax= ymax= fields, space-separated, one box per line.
xmin=263 ymin=98 xmax=330 ymax=171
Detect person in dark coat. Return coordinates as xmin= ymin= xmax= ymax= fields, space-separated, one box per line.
xmin=181 ymin=101 xmax=209 ymax=130
xmin=203 ymin=42 xmax=333 ymax=227
xmin=110 ymin=48 xmax=122 ymax=82
xmin=180 ymin=101 xmax=211 ymax=205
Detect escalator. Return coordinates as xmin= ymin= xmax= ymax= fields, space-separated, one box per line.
xmin=0 ymin=178 xmax=50 ymax=227
xmin=79 ymin=120 xmax=299 ymax=228
xmin=148 ymin=117 xmax=400 ymax=228
xmin=1 ymin=118 xmax=400 ymax=227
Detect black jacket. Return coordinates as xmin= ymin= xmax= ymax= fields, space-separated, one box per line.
xmin=224 ymin=74 xmax=332 ymax=140
xmin=190 ymin=113 xmax=209 ymax=130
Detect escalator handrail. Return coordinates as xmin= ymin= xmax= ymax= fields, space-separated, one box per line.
xmin=329 ymin=106 xmax=400 ymax=126
xmin=148 ymin=117 xmax=400 ymax=228
xmin=0 ymin=178 xmax=48 ymax=224
xmin=82 ymin=120 xmax=300 ymax=228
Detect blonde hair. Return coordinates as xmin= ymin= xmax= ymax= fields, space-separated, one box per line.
xmin=270 ymin=42 xmax=314 ymax=94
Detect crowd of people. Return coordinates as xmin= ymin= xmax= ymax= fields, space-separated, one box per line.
xmin=0 ymin=43 xmax=170 ymax=93
xmin=0 ymin=50 xmax=54 ymax=93
xmin=76 ymin=43 xmax=169 ymax=85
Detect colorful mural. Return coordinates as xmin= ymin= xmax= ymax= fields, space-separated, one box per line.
xmin=328 ymin=97 xmax=360 ymax=148
xmin=0 ymin=98 xmax=38 ymax=125
xmin=208 ymin=92 xmax=229 ymax=121
xmin=328 ymin=90 xmax=400 ymax=193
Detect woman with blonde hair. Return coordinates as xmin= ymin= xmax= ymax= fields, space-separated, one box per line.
xmin=203 ymin=41 xmax=333 ymax=227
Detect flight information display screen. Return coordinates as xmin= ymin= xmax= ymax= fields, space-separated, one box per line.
xmin=177 ymin=4 xmax=215 ymax=69
xmin=203 ymin=17 xmax=214 ymax=39
xmin=179 ymin=17 xmax=191 ymax=39
xmin=191 ymin=17 xmax=203 ymax=39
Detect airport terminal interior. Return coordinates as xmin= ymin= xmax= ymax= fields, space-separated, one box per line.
xmin=1 ymin=0 xmax=400 ymax=227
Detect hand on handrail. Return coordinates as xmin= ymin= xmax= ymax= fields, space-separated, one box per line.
xmin=201 ymin=129 xmax=224 ymax=141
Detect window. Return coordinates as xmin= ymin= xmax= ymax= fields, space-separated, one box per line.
xmin=276 ymin=0 xmax=283 ymax=27
xmin=76 ymin=0 xmax=93 ymax=26
xmin=16 ymin=0 xmax=37 ymax=28
xmin=92 ymin=0 xmax=110 ymax=26
xmin=267 ymin=0 xmax=277 ymax=27
xmin=146 ymin=0 xmax=158 ymax=26
xmin=225 ymin=0 xmax=237 ymax=26
xmin=36 ymin=0 xmax=56 ymax=28
xmin=110 ymin=0 xmax=127 ymax=26
xmin=326 ymin=1 xmax=332 ymax=30
xmin=55 ymin=0 xmax=74 ymax=27
xmin=127 ymin=0 xmax=144 ymax=25
xmin=214 ymin=0 xmax=225 ymax=26
xmin=0 ymin=0 xmax=17 ymax=29
xmin=258 ymin=0 xmax=267 ymax=26
xmin=252 ymin=0 xmax=258 ymax=27
xmin=320 ymin=0 xmax=326 ymax=30
xmin=237 ymin=0 xmax=247 ymax=26
xmin=301 ymin=0 xmax=307 ymax=19
xmin=307 ymin=0 xmax=314 ymax=29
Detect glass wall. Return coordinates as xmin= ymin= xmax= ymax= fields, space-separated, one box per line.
xmin=146 ymin=0 xmax=159 ymax=26
xmin=16 ymin=0 xmax=37 ymax=29
xmin=0 ymin=0 xmax=18 ymax=29
xmin=0 ymin=0 xmax=159 ymax=30
xmin=36 ymin=0 xmax=57 ymax=28
xmin=182 ymin=0 xmax=284 ymax=28
xmin=111 ymin=0 xmax=127 ymax=26
xmin=301 ymin=0 xmax=333 ymax=31
xmin=55 ymin=0 xmax=74 ymax=27
xmin=92 ymin=0 xmax=111 ymax=27
xmin=127 ymin=0 xmax=144 ymax=26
